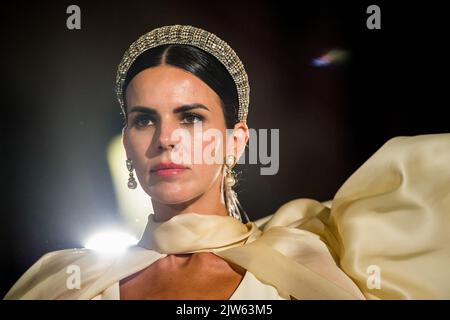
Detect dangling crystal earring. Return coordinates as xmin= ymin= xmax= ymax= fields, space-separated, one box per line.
xmin=222 ymin=155 xmax=249 ymax=222
xmin=126 ymin=159 xmax=137 ymax=189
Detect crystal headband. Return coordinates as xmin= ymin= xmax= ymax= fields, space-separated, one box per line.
xmin=116 ymin=25 xmax=250 ymax=123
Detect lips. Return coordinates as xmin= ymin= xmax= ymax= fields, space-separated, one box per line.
xmin=150 ymin=162 xmax=189 ymax=177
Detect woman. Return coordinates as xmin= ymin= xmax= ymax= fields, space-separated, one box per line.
xmin=4 ymin=25 xmax=450 ymax=300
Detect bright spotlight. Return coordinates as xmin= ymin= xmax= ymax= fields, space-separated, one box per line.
xmin=84 ymin=230 xmax=138 ymax=254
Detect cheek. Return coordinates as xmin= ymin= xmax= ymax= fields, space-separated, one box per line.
xmin=195 ymin=128 xmax=226 ymax=163
xmin=171 ymin=128 xmax=225 ymax=165
xmin=175 ymin=130 xmax=225 ymax=192
xmin=125 ymin=131 xmax=153 ymax=171
xmin=181 ymin=134 xmax=224 ymax=193
xmin=190 ymin=162 xmax=223 ymax=188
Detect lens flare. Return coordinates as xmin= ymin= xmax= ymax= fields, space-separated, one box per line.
xmin=312 ymin=49 xmax=349 ymax=67
xmin=84 ymin=230 xmax=138 ymax=254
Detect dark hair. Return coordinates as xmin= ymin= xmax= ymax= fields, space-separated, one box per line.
xmin=122 ymin=44 xmax=238 ymax=129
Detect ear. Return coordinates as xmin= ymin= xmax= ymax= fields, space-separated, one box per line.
xmin=227 ymin=121 xmax=249 ymax=161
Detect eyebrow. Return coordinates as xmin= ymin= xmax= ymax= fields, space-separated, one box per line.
xmin=128 ymin=103 xmax=210 ymax=115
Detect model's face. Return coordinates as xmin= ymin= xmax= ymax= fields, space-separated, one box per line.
xmin=123 ymin=65 xmax=247 ymax=204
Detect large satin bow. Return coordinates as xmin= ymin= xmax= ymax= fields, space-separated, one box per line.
xmin=138 ymin=212 xmax=365 ymax=300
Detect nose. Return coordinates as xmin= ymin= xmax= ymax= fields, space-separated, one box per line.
xmin=158 ymin=142 xmax=175 ymax=151
xmin=157 ymin=120 xmax=178 ymax=151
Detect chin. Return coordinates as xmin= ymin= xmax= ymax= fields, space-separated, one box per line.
xmin=148 ymin=185 xmax=200 ymax=205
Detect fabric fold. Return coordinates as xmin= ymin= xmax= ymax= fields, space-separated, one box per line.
xmin=138 ymin=213 xmax=260 ymax=253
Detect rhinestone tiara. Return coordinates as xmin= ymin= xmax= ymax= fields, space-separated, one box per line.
xmin=116 ymin=25 xmax=250 ymax=122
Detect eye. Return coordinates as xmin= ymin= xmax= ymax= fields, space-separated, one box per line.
xmin=180 ymin=112 xmax=204 ymax=124
xmin=132 ymin=115 xmax=155 ymax=128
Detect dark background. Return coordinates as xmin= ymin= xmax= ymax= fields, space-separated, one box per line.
xmin=1 ymin=0 xmax=448 ymax=296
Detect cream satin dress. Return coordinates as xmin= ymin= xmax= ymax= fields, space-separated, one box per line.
xmin=4 ymin=133 xmax=450 ymax=300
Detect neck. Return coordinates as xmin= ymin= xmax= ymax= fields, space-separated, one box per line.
xmin=151 ymin=176 xmax=228 ymax=222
